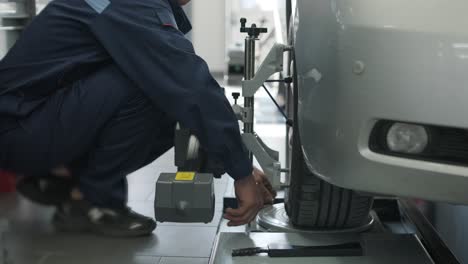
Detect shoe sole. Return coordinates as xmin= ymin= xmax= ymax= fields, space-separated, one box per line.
xmin=52 ymin=212 xmax=90 ymax=233
xmin=90 ymin=222 xmax=157 ymax=237
xmin=53 ymin=212 xmax=157 ymax=237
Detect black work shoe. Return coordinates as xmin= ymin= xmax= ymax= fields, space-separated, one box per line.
xmin=53 ymin=200 xmax=156 ymax=237
xmin=16 ymin=176 xmax=74 ymax=206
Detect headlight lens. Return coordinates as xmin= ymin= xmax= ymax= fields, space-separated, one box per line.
xmin=386 ymin=123 xmax=429 ymax=154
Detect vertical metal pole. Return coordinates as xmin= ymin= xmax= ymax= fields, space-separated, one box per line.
xmin=244 ymin=36 xmax=256 ymax=233
xmin=244 ymin=35 xmax=256 ymax=161
xmin=286 ymin=0 xmax=292 ymax=38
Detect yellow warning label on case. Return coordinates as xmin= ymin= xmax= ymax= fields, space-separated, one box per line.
xmin=175 ymin=172 xmax=196 ymax=181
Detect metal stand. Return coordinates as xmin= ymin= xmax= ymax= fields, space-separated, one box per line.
xmin=240 ymin=18 xmax=265 ymax=162
xmin=232 ymin=18 xmax=292 ymax=188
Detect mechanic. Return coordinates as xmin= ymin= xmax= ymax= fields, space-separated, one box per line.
xmin=0 ymin=0 xmax=276 ymax=237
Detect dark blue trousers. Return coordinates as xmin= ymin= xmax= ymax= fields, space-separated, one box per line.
xmin=0 ymin=65 xmax=175 ymax=208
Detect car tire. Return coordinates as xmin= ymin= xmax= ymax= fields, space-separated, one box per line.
xmin=284 ymin=120 xmax=374 ymax=228
xmin=284 ymin=59 xmax=373 ymax=229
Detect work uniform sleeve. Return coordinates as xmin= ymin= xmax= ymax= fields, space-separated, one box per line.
xmin=88 ymin=0 xmax=252 ymax=180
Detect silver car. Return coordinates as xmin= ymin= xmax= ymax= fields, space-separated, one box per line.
xmin=284 ymin=0 xmax=468 ymax=229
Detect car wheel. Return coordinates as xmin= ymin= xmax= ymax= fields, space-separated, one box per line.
xmin=284 ymin=58 xmax=373 ymax=229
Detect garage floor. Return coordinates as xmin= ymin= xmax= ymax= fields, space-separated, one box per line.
xmin=0 ymin=85 xmax=286 ymax=264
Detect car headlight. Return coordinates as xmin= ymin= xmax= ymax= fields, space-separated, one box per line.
xmin=386 ymin=123 xmax=429 ymax=154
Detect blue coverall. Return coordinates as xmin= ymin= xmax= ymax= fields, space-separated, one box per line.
xmin=0 ymin=0 xmax=252 ymax=208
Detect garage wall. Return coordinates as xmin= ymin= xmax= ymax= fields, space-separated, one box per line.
xmin=190 ymin=0 xmax=226 ymax=74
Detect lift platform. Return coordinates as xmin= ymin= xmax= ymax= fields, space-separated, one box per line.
xmin=210 ymin=192 xmax=460 ymax=264
xmin=210 ymin=232 xmax=432 ymax=264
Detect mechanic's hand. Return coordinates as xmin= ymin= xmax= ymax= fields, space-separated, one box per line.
xmin=252 ymin=167 xmax=277 ymax=205
xmin=224 ymin=174 xmax=263 ymax=226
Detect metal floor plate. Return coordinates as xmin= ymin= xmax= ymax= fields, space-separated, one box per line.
xmin=209 ymin=232 xmax=434 ymax=264
xmin=257 ymin=204 xmax=375 ymax=234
